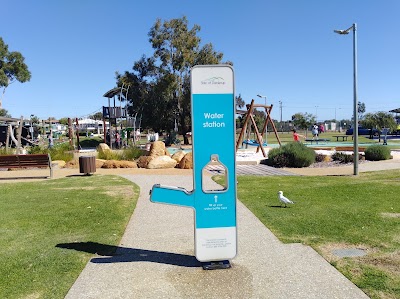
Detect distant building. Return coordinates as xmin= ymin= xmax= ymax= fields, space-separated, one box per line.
xmin=76 ymin=118 xmax=109 ymax=134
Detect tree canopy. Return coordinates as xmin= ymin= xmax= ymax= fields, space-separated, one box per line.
xmin=89 ymin=112 xmax=103 ymax=120
xmin=0 ymin=108 xmax=11 ymax=117
xmin=360 ymin=111 xmax=397 ymax=132
xmin=0 ymin=37 xmax=31 ymax=107
xmin=235 ymin=94 xmax=245 ymax=109
xmin=116 ymin=16 xmax=227 ymax=143
xmin=291 ymin=112 xmax=316 ymax=130
xmin=358 ymin=101 xmax=366 ymax=119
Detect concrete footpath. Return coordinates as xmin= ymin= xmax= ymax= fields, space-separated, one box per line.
xmin=66 ymin=174 xmax=369 ymax=299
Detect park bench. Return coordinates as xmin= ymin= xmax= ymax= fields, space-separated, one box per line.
xmin=0 ymin=154 xmax=53 ymax=178
xmin=332 ymin=135 xmax=353 ymax=142
xmin=305 ymin=138 xmax=330 ymax=145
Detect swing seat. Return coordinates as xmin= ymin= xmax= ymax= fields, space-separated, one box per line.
xmin=243 ymin=139 xmax=267 ymax=146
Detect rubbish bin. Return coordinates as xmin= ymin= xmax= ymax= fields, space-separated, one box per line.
xmin=79 ymin=156 xmax=96 ymax=175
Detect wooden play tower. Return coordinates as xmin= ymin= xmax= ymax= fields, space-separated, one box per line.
xmin=236 ymin=99 xmax=281 ymax=157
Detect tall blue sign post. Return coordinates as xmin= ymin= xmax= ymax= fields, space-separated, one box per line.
xmin=150 ymin=65 xmax=237 ymax=267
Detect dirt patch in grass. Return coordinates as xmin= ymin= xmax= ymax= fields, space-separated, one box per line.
xmin=319 ymin=243 xmax=399 ymax=293
xmin=24 ymin=292 xmax=43 ymax=299
xmin=104 ymin=186 xmax=136 ymax=199
xmin=360 ymin=251 xmax=400 ymax=277
xmin=381 ymin=212 xmax=400 ymax=218
xmin=52 ymin=186 xmax=97 ymax=190
xmin=52 ymin=186 xmax=136 ymax=199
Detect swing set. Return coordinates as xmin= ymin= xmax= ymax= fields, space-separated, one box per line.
xmin=236 ymin=99 xmax=281 ymax=157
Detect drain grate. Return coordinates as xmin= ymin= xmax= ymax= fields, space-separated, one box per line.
xmin=331 ymin=248 xmax=366 ymax=258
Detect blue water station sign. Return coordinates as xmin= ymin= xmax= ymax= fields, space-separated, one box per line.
xmin=150 ymin=65 xmax=237 ymax=263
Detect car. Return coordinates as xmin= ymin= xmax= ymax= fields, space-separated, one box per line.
xmin=345 ymin=126 xmax=381 ymax=136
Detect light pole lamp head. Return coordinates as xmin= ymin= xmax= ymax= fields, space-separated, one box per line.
xmin=257 ymin=94 xmax=266 ymax=98
xmin=334 ymin=29 xmax=350 ymax=35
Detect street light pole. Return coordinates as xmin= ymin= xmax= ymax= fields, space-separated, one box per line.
xmin=257 ymin=94 xmax=268 ymax=143
xmin=279 ymin=100 xmax=283 ymax=132
xmin=334 ymin=23 xmax=358 ymax=175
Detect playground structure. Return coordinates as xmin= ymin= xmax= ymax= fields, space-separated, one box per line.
xmin=236 ymin=99 xmax=281 ymax=157
xmin=102 ymin=84 xmax=141 ymax=149
xmin=0 ymin=116 xmax=37 ymax=152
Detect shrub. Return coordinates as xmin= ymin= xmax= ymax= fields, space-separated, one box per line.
xmin=268 ymin=142 xmax=316 ymax=168
xmin=0 ymin=147 xmax=15 ymax=155
xmin=120 ymin=146 xmax=143 ymax=160
xmin=332 ymin=152 xmax=353 ymax=163
xmin=97 ymin=146 xmax=142 ymax=161
xmin=97 ymin=149 xmax=121 ymax=160
xmin=27 ymin=142 xmax=74 ymax=162
xmin=331 ymin=152 xmax=363 ymax=163
xmin=79 ymin=137 xmax=103 ymax=148
xmin=270 ymin=153 xmax=290 ymax=168
xmin=315 ymin=153 xmax=326 ymax=162
xmin=365 ymin=145 xmax=391 ymax=161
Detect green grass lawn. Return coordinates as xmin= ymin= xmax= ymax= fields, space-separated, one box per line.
xmin=0 ymin=175 xmax=139 ymax=299
xmin=248 ymin=130 xmax=400 ymax=147
xmin=219 ymin=170 xmax=399 ymax=299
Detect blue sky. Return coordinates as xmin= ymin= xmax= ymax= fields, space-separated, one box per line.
xmin=2 ymin=0 xmax=399 ymax=123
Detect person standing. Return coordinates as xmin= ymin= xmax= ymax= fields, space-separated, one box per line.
xmin=48 ymin=131 xmax=54 ymax=148
xmin=116 ymin=132 xmax=121 ymax=149
xmin=135 ymin=129 xmax=141 ymax=143
xmin=312 ymin=123 xmax=319 ymax=140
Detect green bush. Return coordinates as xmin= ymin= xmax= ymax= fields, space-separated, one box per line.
xmin=120 ymin=146 xmax=143 ymax=160
xmin=79 ymin=137 xmax=103 ymax=148
xmin=268 ymin=142 xmax=316 ymax=168
xmin=332 ymin=152 xmax=353 ymax=163
xmin=27 ymin=142 xmax=74 ymax=162
xmin=365 ymin=145 xmax=391 ymax=161
xmin=97 ymin=149 xmax=121 ymax=160
xmin=0 ymin=147 xmax=15 ymax=155
xmin=97 ymin=146 xmax=142 ymax=161
xmin=331 ymin=152 xmax=363 ymax=163
xmin=269 ymin=153 xmax=290 ymax=168
xmin=315 ymin=153 xmax=326 ymax=162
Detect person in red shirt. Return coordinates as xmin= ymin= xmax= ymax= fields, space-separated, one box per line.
xmin=292 ymin=129 xmax=305 ymax=142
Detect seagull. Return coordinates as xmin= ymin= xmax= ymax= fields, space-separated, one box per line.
xmin=278 ymin=191 xmax=294 ymax=208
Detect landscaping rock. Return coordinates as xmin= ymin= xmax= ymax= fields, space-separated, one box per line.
xmin=52 ymin=160 xmax=66 ymax=169
xmin=149 ymin=141 xmax=168 ymax=157
xmin=97 ymin=143 xmax=111 ymax=156
xmin=179 ymin=152 xmax=193 ymax=169
xmin=99 ymin=160 xmax=137 ymax=169
xmin=137 ymin=156 xmax=153 ymax=168
xmin=118 ymin=160 xmax=138 ymax=168
xmin=171 ymin=150 xmax=186 ymax=164
xmin=101 ymin=160 xmax=121 ymax=168
xmin=96 ymin=159 xmax=105 ymax=168
xmin=65 ymin=159 xmax=79 ymax=168
xmin=147 ymin=155 xmax=177 ymax=169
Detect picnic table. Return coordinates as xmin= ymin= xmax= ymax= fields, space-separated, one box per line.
xmin=332 ymin=135 xmax=353 ymax=142
xmin=305 ymin=138 xmax=330 ymax=145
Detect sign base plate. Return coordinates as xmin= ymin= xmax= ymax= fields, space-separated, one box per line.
xmin=202 ymin=260 xmax=231 ymax=270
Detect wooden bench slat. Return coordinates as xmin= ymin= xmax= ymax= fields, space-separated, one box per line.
xmin=0 ymin=154 xmax=53 ymax=178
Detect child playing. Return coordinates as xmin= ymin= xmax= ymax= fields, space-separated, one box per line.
xmin=292 ymin=129 xmax=305 ymax=142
